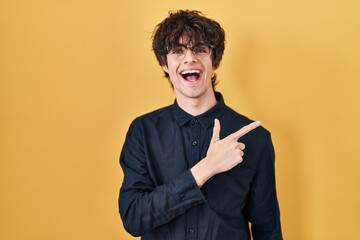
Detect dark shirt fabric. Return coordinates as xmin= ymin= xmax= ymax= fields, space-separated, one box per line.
xmin=119 ymin=92 xmax=282 ymax=240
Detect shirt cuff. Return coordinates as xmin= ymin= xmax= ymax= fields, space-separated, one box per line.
xmin=176 ymin=169 xmax=207 ymax=205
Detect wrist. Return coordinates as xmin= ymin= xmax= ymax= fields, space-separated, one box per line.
xmin=190 ymin=157 xmax=215 ymax=187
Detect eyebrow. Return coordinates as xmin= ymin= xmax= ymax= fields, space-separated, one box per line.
xmin=171 ymin=43 xmax=208 ymax=48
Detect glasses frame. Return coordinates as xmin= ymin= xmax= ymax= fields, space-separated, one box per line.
xmin=166 ymin=44 xmax=215 ymax=61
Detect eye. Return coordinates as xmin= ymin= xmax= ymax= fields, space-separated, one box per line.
xmin=171 ymin=47 xmax=185 ymax=54
xmin=193 ymin=45 xmax=209 ymax=54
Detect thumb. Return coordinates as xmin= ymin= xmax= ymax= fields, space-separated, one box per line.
xmin=211 ymin=118 xmax=221 ymax=143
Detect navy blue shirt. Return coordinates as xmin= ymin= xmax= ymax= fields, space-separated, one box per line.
xmin=119 ymin=92 xmax=282 ymax=239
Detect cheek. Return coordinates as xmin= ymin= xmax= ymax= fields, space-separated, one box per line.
xmin=164 ymin=63 xmax=177 ymax=74
xmin=205 ymin=64 xmax=215 ymax=77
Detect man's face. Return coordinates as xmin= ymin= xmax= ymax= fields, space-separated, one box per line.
xmin=162 ymin=39 xmax=215 ymax=102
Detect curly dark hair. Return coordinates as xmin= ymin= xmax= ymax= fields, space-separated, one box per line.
xmin=152 ymin=10 xmax=226 ymax=88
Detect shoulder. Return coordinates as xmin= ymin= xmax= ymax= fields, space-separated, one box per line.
xmin=128 ymin=104 xmax=174 ymax=130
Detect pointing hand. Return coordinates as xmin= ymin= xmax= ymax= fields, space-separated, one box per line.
xmin=206 ymin=119 xmax=261 ymax=174
xmin=191 ymin=119 xmax=261 ymax=187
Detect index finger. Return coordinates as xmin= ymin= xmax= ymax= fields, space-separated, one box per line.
xmin=229 ymin=121 xmax=261 ymax=140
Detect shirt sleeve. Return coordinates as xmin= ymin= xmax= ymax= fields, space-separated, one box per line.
xmin=118 ymin=120 xmax=206 ymax=237
xmin=247 ymin=133 xmax=283 ymax=240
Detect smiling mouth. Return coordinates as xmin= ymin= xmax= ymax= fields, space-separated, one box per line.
xmin=181 ymin=70 xmax=201 ymax=82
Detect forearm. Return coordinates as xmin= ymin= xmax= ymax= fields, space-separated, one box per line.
xmin=119 ymin=169 xmax=206 ymax=236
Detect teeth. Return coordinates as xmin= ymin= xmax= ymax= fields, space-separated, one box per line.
xmin=181 ymin=70 xmax=200 ymax=74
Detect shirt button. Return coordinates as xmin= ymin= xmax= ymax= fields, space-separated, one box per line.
xmin=189 ymin=228 xmax=195 ymax=234
xmin=193 ymin=118 xmax=198 ymax=123
xmin=192 ymin=141 xmax=197 ymax=146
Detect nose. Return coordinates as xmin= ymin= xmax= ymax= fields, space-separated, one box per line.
xmin=182 ymin=49 xmax=197 ymax=63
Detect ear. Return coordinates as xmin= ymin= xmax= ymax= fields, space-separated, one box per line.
xmin=162 ymin=65 xmax=169 ymax=74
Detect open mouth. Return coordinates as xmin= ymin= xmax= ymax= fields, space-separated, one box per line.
xmin=180 ymin=70 xmax=201 ymax=82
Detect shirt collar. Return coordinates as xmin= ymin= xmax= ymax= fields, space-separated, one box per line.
xmin=172 ymin=92 xmax=226 ymax=129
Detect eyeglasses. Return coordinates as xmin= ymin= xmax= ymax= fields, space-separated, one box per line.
xmin=166 ymin=44 xmax=214 ymax=61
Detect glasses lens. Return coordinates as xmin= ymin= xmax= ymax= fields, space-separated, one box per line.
xmin=192 ymin=45 xmax=211 ymax=59
xmin=169 ymin=46 xmax=186 ymax=55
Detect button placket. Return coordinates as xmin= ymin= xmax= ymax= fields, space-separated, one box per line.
xmin=187 ymin=118 xmax=200 ymax=239
xmin=190 ymin=118 xmax=200 ymax=166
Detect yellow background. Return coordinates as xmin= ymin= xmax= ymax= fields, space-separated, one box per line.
xmin=1 ymin=0 xmax=359 ymax=239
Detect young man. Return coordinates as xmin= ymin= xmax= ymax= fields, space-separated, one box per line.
xmin=119 ymin=10 xmax=282 ymax=240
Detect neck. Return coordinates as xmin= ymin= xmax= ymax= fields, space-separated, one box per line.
xmin=176 ymin=92 xmax=217 ymax=116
